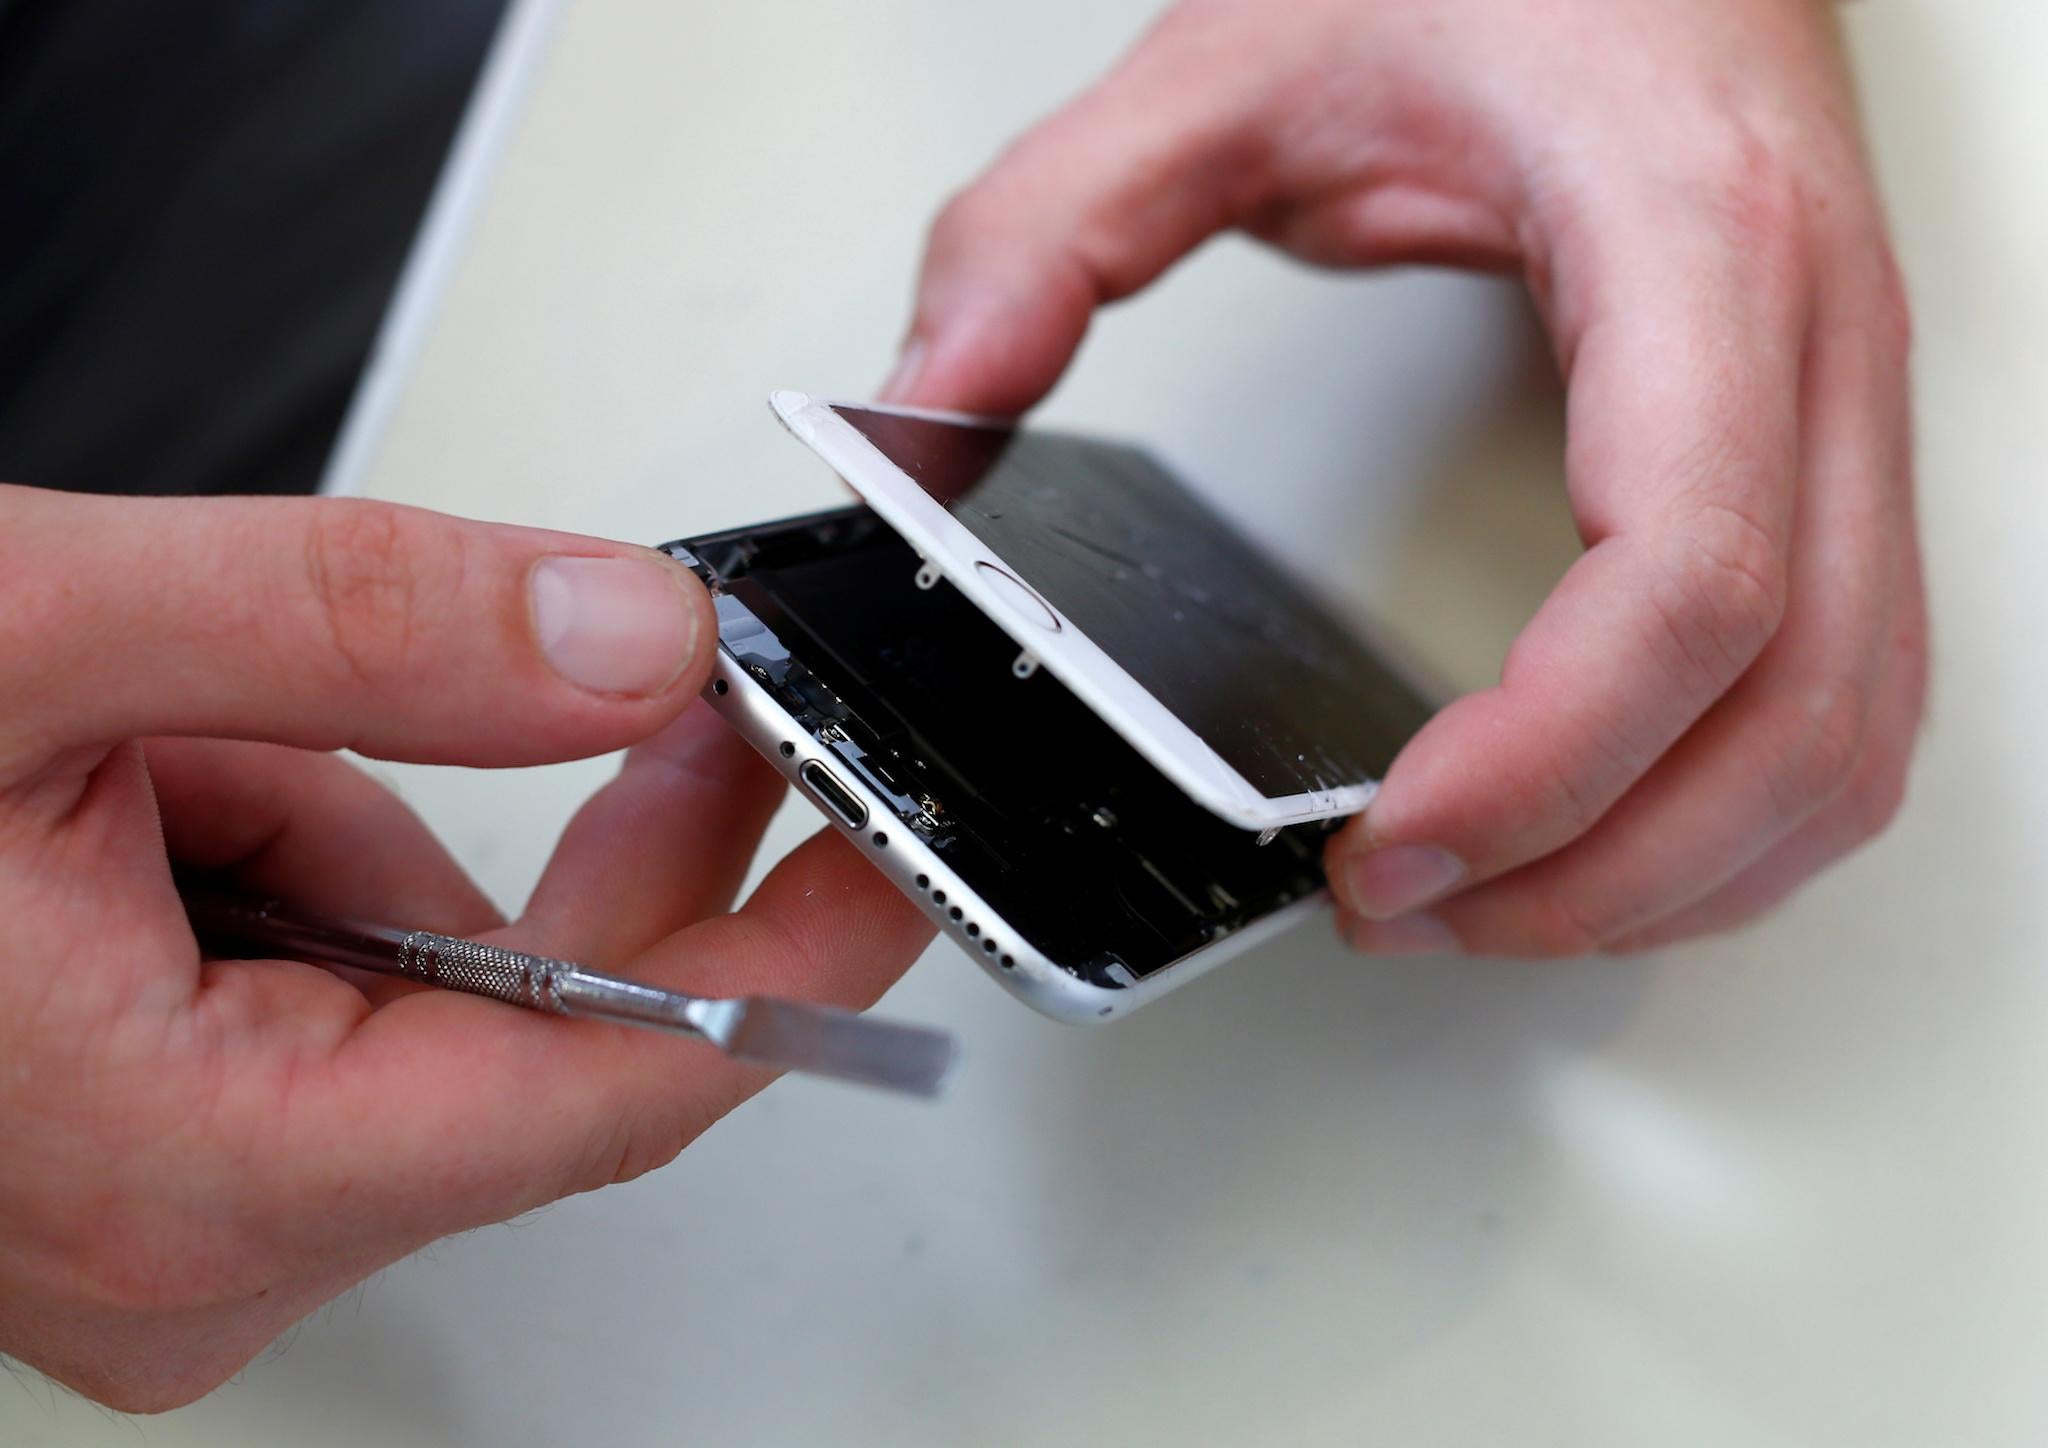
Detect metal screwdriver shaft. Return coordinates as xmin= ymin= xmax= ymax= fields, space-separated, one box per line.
xmin=180 ymin=884 xmax=958 ymax=1098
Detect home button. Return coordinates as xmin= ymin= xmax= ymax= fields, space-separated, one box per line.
xmin=974 ymin=561 xmax=1062 ymax=632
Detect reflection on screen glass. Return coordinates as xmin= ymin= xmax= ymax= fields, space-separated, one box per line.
xmin=834 ymin=405 xmax=1436 ymax=801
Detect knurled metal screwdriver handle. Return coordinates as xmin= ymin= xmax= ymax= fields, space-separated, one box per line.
xmin=179 ymin=880 xmax=957 ymax=1095
xmin=394 ymin=932 xmax=570 ymax=1014
xmin=186 ymin=888 xmax=705 ymax=1033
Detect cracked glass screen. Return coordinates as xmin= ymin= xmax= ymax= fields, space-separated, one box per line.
xmin=833 ymin=406 xmax=1436 ymax=801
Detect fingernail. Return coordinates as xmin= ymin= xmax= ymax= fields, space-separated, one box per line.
xmin=1338 ymin=845 xmax=1466 ymax=920
xmin=530 ymin=555 xmax=698 ymax=697
xmin=1342 ymin=912 xmax=1462 ymax=957
xmin=879 ymin=336 xmax=928 ymax=402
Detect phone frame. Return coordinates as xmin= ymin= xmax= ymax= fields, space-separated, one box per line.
xmin=694 ymin=609 xmax=1327 ymax=1025
xmin=769 ymin=391 xmax=1380 ymax=832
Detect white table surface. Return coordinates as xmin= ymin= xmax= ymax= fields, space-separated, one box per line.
xmin=10 ymin=2 xmax=2046 ymax=1444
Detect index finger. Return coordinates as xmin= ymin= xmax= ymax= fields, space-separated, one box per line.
xmin=884 ymin=20 xmax=1271 ymax=413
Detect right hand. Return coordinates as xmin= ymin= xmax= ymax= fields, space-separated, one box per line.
xmin=884 ymin=0 xmax=1923 ymax=958
xmin=0 ymin=485 xmax=931 ymax=1410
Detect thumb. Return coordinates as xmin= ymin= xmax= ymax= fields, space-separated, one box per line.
xmin=882 ymin=25 xmax=1267 ymax=415
xmin=0 ymin=486 xmax=715 ymax=773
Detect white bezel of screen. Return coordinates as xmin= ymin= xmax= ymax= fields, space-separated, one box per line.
xmin=770 ymin=391 xmax=1378 ymax=832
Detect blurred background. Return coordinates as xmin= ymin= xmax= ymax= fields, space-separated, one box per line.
xmin=6 ymin=1 xmax=2046 ymax=1444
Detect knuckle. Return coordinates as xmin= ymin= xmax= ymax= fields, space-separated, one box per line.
xmin=1543 ymin=737 xmax=1624 ymax=841
xmin=1652 ymin=502 xmax=1788 ymax=690
xmin=0 ymin=492 xmax=74 ymax=701
xmin=576 ymin=1111 xmax=687 ymax=1193
xmin=1449 ymin=878 xmax=1621 ymax=961
xmin=1756 ymin=676 xmax=1872 ymax=823
xmin=926 ymin=176 xmax=1028 ymax=268
xmin=925 ymin=187 xmax=981 ymax=258
xmin=1846 ymin=755 xmax=1911 ymax=843
xmin=1690 ymin=125 xmax=1806 ymax=276
xmin=1527 ymin=891 xmax=1615 ymax=958
xmin=299 ymin=501 xmax=448 ymax=688
xmin=1796 ymin=678 xmax=1871 ymax=810
xmin=1492 ymin=657 xmax=1654 ymax=838
xmin=576 ymin=1104 xmax=712 ymax=1199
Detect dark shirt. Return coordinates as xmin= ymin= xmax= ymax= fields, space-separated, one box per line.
xmin=0 ymin=0 xmax=503 ymax=496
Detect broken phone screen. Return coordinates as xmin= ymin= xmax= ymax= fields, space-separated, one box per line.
xmin=831 ymin=406 xmax=1434 ymax=802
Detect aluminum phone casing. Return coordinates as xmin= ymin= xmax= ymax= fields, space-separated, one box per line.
xmin=686 ymin=627 xmax=1327 ymax=1025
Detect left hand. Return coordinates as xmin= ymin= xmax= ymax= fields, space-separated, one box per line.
xmin=0 ymin=488 xmax=931 ymax=1410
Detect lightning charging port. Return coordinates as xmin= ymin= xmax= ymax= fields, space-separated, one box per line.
xmin=800 ymin=760 xmax=868 ymax=830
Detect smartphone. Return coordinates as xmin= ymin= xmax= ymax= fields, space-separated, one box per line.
xmin=659 ymin=394 xmax=1437 ymax=1023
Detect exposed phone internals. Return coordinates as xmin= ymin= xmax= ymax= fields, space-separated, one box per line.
xmin=663 ymin=508 xmax=1414 ymax=1022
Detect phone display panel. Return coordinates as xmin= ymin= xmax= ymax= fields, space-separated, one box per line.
xmin=830 ymin=405 xmax=1434 ymax=802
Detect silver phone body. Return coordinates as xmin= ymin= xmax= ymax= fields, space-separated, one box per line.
xmin=665 ymin=406 xmax=1433 ymax=1025
xmin=697 ymin=637 xmax=1328 ymax=1025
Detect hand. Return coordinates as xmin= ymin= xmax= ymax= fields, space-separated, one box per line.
xmin=0 ymin=485 xmax=930 ymax=1409
xmin=883 ymin=0 xmax=1924 ymax=956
